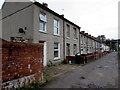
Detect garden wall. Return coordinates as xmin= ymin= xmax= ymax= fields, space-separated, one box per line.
xmin=1 ymin=41 xmax=44 ymax=88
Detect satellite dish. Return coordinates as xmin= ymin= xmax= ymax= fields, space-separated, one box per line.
xmin=19 ymin=28 xmax=25 ymax=33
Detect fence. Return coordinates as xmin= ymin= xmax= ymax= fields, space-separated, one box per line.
xmin=66 ymin=51 xmax=110 ymax=64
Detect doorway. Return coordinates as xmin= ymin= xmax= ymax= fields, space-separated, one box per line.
xmin=66 ymin=43 xmax=70 ymax=56
xmin=39 ymin=41 xmax=47 ymax=66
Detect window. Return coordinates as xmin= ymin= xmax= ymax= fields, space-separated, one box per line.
xmin=54 ymin=19 xmax=59 ymax=35
xmin=66 ymin=43 xmax=70 ymax=56
xmin=81 ymin=35 xmax=82 ymax=37
xmin=81 ymin=48 xmax=83 ymax=51
xmin=54 ymin=43 xmax=60 ymax=59
xmin=73 ymin=44 xmax=77 ymax=55
xmin=39 ymin=12 xmax=46 ymax=32
xmin=40 ymin=13 xmax=46 ymax=21
xmin=93 ymin=41 xmax=94 ymax=46
xmin=66 ymin=24 xmax=70 ymax=37
xmin=73 ymin=28 xmax=77 ymax=39
xmin=81 ymin=40 xmax=83 ymax=44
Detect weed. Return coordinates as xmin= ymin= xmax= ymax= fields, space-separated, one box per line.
xmin=47 ymin=64 xmax=56 ymax=67
xmin=16 ymin=80 xmax=49 ymax=89
xmin=44 ymin=77 xmax=49 ymax=83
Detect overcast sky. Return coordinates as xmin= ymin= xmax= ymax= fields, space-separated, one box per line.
xmin=0 ymin=0 xmax=119 ymax=39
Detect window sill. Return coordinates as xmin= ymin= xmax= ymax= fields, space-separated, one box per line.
xmin=54 ymin=57 xmax=60 ymax=61
xmin=66 ymin=37 xmax=70 ymax=39
xmin=39 ymin=30 xmax=47 ymax=34
xmin=53 ymin=34 xmax=60 ymax=37
xmin=73 ymin=39 xmax=77 ymax=41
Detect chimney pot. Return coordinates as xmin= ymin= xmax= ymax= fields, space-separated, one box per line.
xmin=81 ymin=31 xmax=85 ymax=33
xmin=43 ymin=3 xmax=48 ymax=7
xmin=61 ymin=14 xmax=64 ymax=17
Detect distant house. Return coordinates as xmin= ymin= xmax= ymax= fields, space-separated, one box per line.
xmin=80 ymin=31 xmax=101 ymax=54
xmin=2 ymin=1 xmax=80 ymax=66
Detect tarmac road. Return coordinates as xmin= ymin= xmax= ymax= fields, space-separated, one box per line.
xmin=44 ymin=52 xmax=118 ymax=88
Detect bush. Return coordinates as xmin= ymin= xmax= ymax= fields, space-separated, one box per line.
xmin=62 ymin=58 xmax=68 ymax=64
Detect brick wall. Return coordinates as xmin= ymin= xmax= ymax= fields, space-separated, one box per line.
xmin=0 ymin=40 xmax=2 ymax=90
xmin=1 ymin=41 xmax=44 ymax=88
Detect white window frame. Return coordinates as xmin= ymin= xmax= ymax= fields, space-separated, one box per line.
xmin=39 ymin=12 xmax=47 ymax=32
xmin=54 ymin=42 xmax=60 ymax=60
xmin=81 ymin=39 xmax=83 ymax=44
xmin=54 ymin=19 xmax=60 ymax=35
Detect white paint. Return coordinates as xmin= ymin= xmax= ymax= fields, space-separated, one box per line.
xmin=43 ymin=42 xmax=47 ymax=66
xmin=28 ymin=64 xmax=31 ymax=69
xmin=53 ymin=43 xmax=60 ymax=60
xmin=39 ymin=41 xmax=47 ymax=66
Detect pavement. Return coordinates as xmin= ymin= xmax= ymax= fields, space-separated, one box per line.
xmin=43 ymin=63 xmax=83 ymax=82
xmin=43 ymin=52 xmax=118 ymax=88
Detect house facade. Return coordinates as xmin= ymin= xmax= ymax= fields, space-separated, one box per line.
xmin=80 ymin=31 xmax=101 ymax=54
xmin=1 ymin=1 xmax=110 ymax=66
xmin=2 ymin=1 xmax=80 ymax=66
xmin=80 ymin=31 xmax=87 ymax=54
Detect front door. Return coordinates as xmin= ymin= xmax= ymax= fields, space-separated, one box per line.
xmin=39 ymin=41 xmax=47 ymax=66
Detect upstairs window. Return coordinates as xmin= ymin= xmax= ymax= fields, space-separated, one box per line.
xmin=73 ymin=44 xmax=77 ymax=55
xmin=54 ymin=19 xmax=59 ymax=35
xmin=40 ymin=12 xmax=46 ymax=21
xmin=39 ymin=12 xmax=46 ymax=32
xmin=81 ymin=40 xmax=83 ymax=44
xmin=73 ymin=28 xmax=77 ymax=39
xmin=66 ymin=24 xmax=70 ymax=37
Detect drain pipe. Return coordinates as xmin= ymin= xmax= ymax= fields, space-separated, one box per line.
xmin=63 ymin=20 xmax=65 ymax=59
xmin=79 ymin=28 xmax=81 ymax=54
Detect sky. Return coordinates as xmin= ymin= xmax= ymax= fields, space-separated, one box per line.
xmin=0 ymin=0 xmax=119 ymax=39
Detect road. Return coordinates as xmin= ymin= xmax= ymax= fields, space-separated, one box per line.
xmin=43 ymin=52 xmax=118 ymax=88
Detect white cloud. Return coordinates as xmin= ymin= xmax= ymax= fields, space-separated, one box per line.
xmin=78 ymin=1 xmax=118 ymax=39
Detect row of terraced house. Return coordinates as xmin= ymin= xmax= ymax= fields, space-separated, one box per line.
xmin=1 ymin=1 xmax=110 ymax=66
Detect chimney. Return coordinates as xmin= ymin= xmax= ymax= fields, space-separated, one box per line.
xmin=61 ymin=14 xmax=64 ymax=17
xmin=43 ymin=2 xmax=48 ymax=7
xmin=81 ymin=31 xmax=85 ymax=33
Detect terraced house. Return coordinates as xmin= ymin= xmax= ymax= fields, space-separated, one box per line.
xmin=80 ymin=31 xmax=101 ymax=54
xmin=1 ymin=1 xmax=110 ymax=67
xmin=2 ymin=1 xmax=80 ymax=66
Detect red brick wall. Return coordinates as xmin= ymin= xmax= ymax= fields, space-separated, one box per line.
xmin=0 ymin=41 xmax=2 ymax=90
xmin=1 ymin=41 xmax=44 ymax=88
